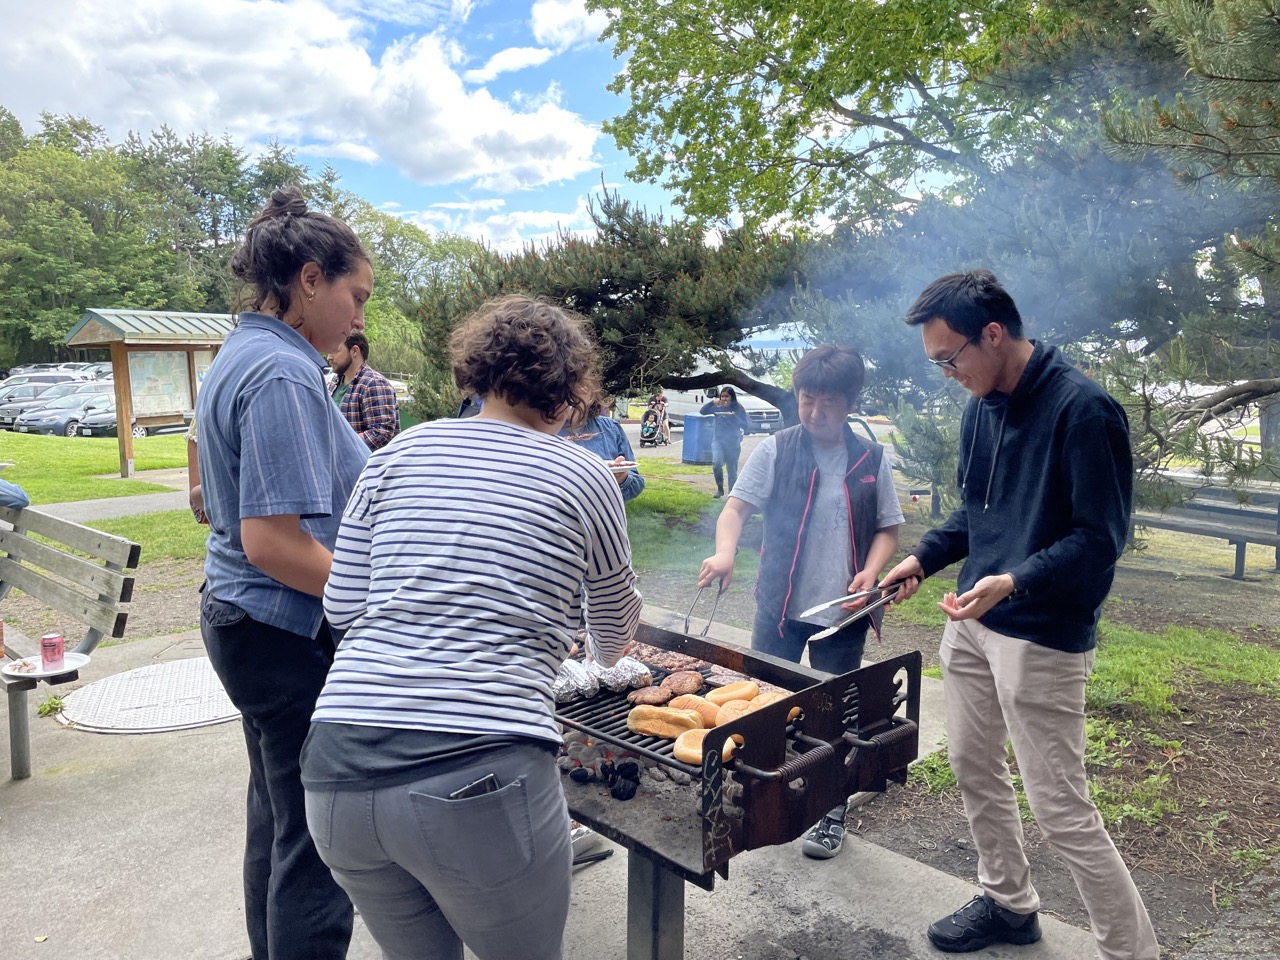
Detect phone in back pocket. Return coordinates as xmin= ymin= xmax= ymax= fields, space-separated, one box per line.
xmin=448 ymin=772 xmax=500 ymax=800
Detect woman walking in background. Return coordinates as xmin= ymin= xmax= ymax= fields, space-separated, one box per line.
xmin=701 ymin=386 xmax=750 ymax=497
xmin=302 ymin=294 xmax=642 ymax=960
xmin=197 ymin=186 xmax=372 ymax=960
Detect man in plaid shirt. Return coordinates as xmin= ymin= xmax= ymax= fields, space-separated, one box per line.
xmin=327 ymin=331 xmax=400 ymax=451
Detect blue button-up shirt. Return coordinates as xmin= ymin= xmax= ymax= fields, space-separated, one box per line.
xmin=197 ymin=313 xmax=369 ymax=637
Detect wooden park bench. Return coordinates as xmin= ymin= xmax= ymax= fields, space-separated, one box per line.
xmin=0 ymin=504 xmax=141 ymax=780
xmin=1132 ymin=500 xmax=1280 ymax=580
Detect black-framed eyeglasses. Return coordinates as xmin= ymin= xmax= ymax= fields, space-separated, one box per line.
xmin=928 ymin=337 xmax=979 ymax=371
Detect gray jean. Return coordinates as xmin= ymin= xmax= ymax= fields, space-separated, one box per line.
xmin=305 ymin=740 xmax=571 ymax=960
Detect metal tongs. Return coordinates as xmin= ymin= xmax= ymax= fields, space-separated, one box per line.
xmin=802 ymin=580 xmax=906 ymax=643
xmin=684 ymin=583 xmax=726 ymax=637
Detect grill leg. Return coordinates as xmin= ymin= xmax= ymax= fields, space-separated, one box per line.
xmin=627 ymin=850 xmax=684 ymax=960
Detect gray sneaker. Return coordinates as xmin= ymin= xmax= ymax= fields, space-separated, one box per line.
xmin=801 ymin=810 xmax=846 ymax=859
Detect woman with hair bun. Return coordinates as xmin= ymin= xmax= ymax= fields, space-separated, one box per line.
xmin=196 ymin=186 xmax=371 ymax=959
xmin=302 ymin=293 xmax=643 ymax=960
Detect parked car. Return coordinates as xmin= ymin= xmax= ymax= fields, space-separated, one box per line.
xmin=85 ymin=361 xmax=114 ymax=379
xmin=14 ymin=393 xmax=114 ymax=436
xmin=0 ymin=381 xmax=55 ymax=407
xmin=76 ymin=399 xmax=132 ymax=438
xmin=0 ymin=372 xmax=82 ymax=389
xmin=0 ymin=386 xmax=64 ymax=428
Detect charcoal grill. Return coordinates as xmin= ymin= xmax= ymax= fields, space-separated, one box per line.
xmin=557 ymin=622 xmax=921 ymax=960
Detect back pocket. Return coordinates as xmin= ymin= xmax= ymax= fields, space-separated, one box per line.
xmin=410 ymin=776 xmax=534 ymax=887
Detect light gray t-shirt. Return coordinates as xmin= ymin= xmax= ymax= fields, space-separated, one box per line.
xmin=731 ymin=435 xmax=905 ymax=625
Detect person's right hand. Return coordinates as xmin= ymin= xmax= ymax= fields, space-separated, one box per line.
xmin=880 ymin=555 xmax=925 ymax=603
xmin=698 ymin=552 xmax=734 ymax=591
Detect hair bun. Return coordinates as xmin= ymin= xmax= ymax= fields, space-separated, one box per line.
xmin=264 ymin=186 xmax=309 ymax=219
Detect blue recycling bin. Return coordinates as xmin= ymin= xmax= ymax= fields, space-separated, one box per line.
xmin=681 ymin=413 xmax=714 ymax=465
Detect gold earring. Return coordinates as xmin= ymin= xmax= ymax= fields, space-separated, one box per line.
xmin=307 ymin=291 xmax=315 ymax=302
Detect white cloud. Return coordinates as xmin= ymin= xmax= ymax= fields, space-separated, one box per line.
xmin=326 ymin=0 xmax=461 ymax=27
xmin=462 ymin=46 xmax=554 ymax=84
xmin=530 ymin=0 xmax=608 ymax=50
xmin=0 ymin=0 xmax=599 ymax=192
xmin=410 ymin=194 xmax=595 ymax=250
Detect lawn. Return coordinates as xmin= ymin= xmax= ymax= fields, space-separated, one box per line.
xmin=1 ymin=432 xmax=187 ymax=504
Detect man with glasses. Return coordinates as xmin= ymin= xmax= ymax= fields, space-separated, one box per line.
xmin=881 ymin=271 xmax=1156 ymax=958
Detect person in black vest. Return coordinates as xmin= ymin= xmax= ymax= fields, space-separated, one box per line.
xmin=697 ymin=345 xmax=903 ymax=860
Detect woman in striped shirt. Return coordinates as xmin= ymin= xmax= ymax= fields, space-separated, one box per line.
xmin=302 ymin=294 xmax=642 ymax=960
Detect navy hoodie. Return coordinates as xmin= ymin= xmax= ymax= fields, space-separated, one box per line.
xmin=911 ymin=342 xmax=1132 ymax=652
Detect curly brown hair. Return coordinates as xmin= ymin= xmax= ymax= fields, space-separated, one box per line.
xmin=450 ymin=295 xmax=601 ymax=423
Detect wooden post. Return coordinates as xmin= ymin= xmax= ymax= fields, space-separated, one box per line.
xmin=111 ymin=341 xmax=134 ymax=478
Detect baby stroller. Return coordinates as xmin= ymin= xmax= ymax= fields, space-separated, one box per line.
xmin=638 ymin=407 xmax=666 ymax=447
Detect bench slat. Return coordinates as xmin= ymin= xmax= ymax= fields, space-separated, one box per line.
xmin=0 ymin=505 xmax=141 ymax=569
xmin=0 ymin=527 xmax=132 ymax=602
xmin=0 ymin=556 xmax=128 ymax=638
xmin=1134 ymin=514 xmax=1280 ymax=548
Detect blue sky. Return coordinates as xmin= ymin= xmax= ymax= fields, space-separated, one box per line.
xmin=1 ymin=0 xmax=676 ymax=248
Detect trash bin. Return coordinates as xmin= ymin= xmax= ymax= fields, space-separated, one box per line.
xmin=681 ymin=413 xmax=714 ymax=465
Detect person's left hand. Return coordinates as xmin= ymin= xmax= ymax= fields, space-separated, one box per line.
xmin=938 ymin=574 xmax=1016 ymax=621
xmin=840 ymin=569 xmax=880 ymax=610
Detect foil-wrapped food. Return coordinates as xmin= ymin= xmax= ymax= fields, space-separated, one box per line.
xmin=586 ymin=656 xmax=653 ymax=693
xmin=554 ymin=655 xmax=652 ymax=703
xmin=553 ymin=659 xmax=599 ymax=703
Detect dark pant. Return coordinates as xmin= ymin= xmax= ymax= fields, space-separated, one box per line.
xmin=751 ymin=611 xmax=868 ymax=675
xmin=201 ymin=594 xmax=353 ymax=960
xmin=711 ymin=437 xmax=742 ymax=493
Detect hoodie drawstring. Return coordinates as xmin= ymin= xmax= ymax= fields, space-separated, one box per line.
xmin=960 ymin=403 xmax=1008 ymax=513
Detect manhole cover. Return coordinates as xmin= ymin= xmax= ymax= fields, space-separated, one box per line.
xmin=58 ymin=657 xmax=240 ymax=733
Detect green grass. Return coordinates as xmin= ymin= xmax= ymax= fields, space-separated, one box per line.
xmin=91 ymin=510 xmax=210 ymax=561
xmin=2 ymin=432 xmax=187 ymax=504
xmin=1088 ymin=622 xmax=1280 ymax=717
xmin=883 ymin=575 xmax=956 ymax=629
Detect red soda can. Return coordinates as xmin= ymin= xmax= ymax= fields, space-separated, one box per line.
xmin=41 ymin=632 xmax=65 ymax=671
xmin=0 ymin=617 xmax=5 ymax=659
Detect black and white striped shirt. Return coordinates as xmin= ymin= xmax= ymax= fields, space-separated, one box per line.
xmin=315 ymin=418 xmax=642 ymax=744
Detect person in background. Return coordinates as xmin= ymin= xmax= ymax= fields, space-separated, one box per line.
xmin=880 ymin=270 xmax=1155 ymax=958
xmin=327 ymin=330 xmax=399 ymax=451
xmin=302 ymin=294 xmax=642 ymax=960
xmin=560 ymin=394 xmax=645 ymax=502
xmin=0 ymin=476 xmax=30 ymax=509
xmin=653 ymin=389 xmax=671 ymax=443
xmin=186 ymin=415 xmax=206 ymax=524
xmin=197 ymin=186 xmax=373 ymax=960
xmin=697 ymin=345 xmax=903 ymax=860
xmin=700 ymin=386 xmax=750 ymax=498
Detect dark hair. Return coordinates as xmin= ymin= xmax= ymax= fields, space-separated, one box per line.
xmin=450 ymin=294 xmax=600 ymax=423
xmin=229 ymin=187 xmax=369 ymax=320
xmin=792 ymin=345 xmax=865 ymax=405
xmin=903 ymin=269 xmax=1024 ymax=339
xmin=344 ymin=330 xmax=369 ymax=361
xmin=718 ymin=386 xmax=738 ymax=403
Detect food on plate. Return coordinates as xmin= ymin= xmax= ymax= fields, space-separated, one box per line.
xmin=714 ymin=698 xmax=754 ymax=727
xmin=673 ymin=727 xmax=737 ymax=765
xmin=627 ymin=685 xmax=674 ymax=705
xmin=705 ymin=680 xmax=759 ymax=706
xmin=626 ymin=705 xmax=704 ymax=739
xmin=7 ymin=657 xmax=37 ymax=674
xmin=660 ymin=670 xmax=705 ymax=695
xmin=667 ymin=694 xmax=719 ymax=727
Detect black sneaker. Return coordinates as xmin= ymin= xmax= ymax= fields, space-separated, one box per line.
xmin=713 ymin=490 xmax=724 ymax=499
xmin=927 ymin=895 xmax=1041 ymax=953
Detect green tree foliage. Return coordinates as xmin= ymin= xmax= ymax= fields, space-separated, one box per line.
xmin=413 ymin=190 xmax=802 ymax=408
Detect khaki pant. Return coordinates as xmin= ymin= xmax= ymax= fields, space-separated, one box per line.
xmin=941 ymin=618 xmax=1159 ymax=960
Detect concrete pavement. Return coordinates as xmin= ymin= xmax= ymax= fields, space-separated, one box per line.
xmin=0 ymin=615 xmax=1099 ymax=960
